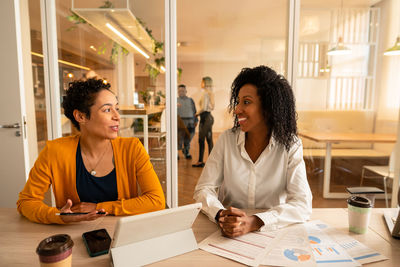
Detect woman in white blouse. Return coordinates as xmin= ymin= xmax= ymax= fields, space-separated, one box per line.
xmin=194 ymin=65 xmax=312 ymax=237
xmin=192 ymin=76 xmax=215 ymax=167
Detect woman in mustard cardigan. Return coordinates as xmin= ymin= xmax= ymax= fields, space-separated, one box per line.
xmin=17 ymin=78 xmax=165 ymax=224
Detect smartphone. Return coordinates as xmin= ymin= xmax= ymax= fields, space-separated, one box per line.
xmin=82 ymin=228 xmax=112 ymax=257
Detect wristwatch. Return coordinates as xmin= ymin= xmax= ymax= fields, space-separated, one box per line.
xmin=215 ymin=209 xmax=224 ymax=223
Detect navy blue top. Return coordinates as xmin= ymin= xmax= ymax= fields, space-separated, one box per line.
xmin=76 ymin=142 xmax=118 ymax=203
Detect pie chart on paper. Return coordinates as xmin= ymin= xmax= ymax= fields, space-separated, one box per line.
xmin=283 ymin=248 xmax=312 ymax=262
xmin=308 ymin=235 xmax=321 ymax=244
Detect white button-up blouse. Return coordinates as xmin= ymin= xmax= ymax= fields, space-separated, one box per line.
xmin=193 ymin=129 xmax=312 ymax=231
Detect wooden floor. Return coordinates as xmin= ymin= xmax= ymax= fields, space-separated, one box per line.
xmin=149 ymin=132 xmax=389 ymax=209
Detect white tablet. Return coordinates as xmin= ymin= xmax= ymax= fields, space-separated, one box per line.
xmin=110 ymin=203 xmax=202 ymax=267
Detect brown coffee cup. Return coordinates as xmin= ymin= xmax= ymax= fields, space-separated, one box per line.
xmin=36 ymin=234 xmax=74 ymax=267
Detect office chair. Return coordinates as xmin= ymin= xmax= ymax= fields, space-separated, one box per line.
xmin=360 ymin=149 xmax=395 ymax=207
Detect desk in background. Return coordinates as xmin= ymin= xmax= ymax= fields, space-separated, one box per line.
xmin=119 ymin=105 xmax=164 ymax=152
xmin=1 ymin=208 xmax=399 ymax=266
xmin=299 ymin=132 xmax=396 ymax=199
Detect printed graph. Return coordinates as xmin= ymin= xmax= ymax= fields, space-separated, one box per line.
xmin=283 ymin=248 xmax=312 ymax=262
xmin=308 ymin=235 xmax=321 ymax=244
xmin=340 ymin=241 xmax=358 ymax=250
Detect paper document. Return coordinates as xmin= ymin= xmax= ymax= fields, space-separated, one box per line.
xmin=304 ymin=222 xmax=360 ymax=267
xmin=199 ymin=220 xmax=387 ymax=267
xmin=262 ymin=224 xmax=317 ymax=266
xmin=198 ymin=230 xmax=276 ymax=266
xmin=306 ymin=220 xmax=388 ymax=265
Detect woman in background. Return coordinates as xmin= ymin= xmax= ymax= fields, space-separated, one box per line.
xmin=17 ymin=78 xmax=165 ymax=224
xmin=194 ymin=66 xmax=312 ymax=237
xmin=192 ymin=76 xmax=215 ymax=168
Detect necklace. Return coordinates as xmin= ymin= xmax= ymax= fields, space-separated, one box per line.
xmin=81 ymin=141 xmax=110 ymax=176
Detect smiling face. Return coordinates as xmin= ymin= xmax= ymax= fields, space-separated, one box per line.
xmin=78 ymin=89 xmax=120 ymax=140
xmin=234 ymin=84 xmax=267 ymax=134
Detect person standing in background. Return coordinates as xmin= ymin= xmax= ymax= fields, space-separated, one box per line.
xmin=192 ymin=77 xmax=215 ymax=168
xmin=177 ymin=84 xmax=198 ymax=159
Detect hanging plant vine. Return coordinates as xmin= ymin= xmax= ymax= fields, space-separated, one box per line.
xmin=66 ymin=1 xmax=128 ymax=64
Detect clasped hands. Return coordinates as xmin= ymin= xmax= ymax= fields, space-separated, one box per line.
xmin=59 ymin=199 xmax=107 ymax=223
xmin=217 ymin=207 xmax=264 ymax=237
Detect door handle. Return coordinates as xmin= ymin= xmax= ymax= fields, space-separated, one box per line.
xmin=0 ymin=123 xmax=20 ymax=129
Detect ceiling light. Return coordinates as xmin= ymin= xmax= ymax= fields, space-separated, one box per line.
xmin=31 ymin=52 xmax=91 ymax=71
xmin=89 ymin=45 xmax=97 ymax=51
xmin=160 ymin=66 xmax=166 ymax=72
xmin=327 ymin=0 xmax=351 ymax=56
xmin=67 ymin=73 xmax=74 ymax=78
xmin=327 ymin=37 xmax=351 ymax=55
xmin=384 ymin=37 xmax=400 ymax=56
xmin=106 ymin=23 xmax=149 ymax=59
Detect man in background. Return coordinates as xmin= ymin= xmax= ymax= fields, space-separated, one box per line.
xmin=177 ymin=84 xmax=198 ymax=159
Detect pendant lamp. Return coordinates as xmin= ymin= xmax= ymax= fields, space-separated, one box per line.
xmin=384 ymin=37 xmax=400 ymax=56
xmin=384 ymin=0 xmax=400 ymax=56
xmin=327 ymin=0 xmax=351 ymax=56
xmin=327 ymin=37 xmax=351 ymax=55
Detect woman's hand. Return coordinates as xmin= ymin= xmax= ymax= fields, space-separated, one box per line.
xmin=59 ymin=199 xmax=107 ymax=223
xmin=218 ymin=207 xmax=264 ymax=237
xmin=70 ymin=201 xmax=97 ymax=213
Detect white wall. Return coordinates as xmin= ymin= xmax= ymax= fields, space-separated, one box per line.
xmin=296 ymin=79 xmax=329 ymax=110
xmin=0 ymin=0 xmax=37 ymax=207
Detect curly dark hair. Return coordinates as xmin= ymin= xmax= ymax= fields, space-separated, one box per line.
xmin=228 ymin=65 xmax=297 ymax=151
xmin=62 ymin=78 xmax=112 ymax=130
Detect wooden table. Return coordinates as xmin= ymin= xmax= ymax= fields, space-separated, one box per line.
xmin=299 ymin=132 xmax=396 ymax=199
xmin=1 ymin=208 xmax=399 ymax=266
xmin=119 ymin=105 xmax=164 ymax=152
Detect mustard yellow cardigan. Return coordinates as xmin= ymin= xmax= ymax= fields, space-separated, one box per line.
xmin=17 ymin=135 xmax=165 ymax=224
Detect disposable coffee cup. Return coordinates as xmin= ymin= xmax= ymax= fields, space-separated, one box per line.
xmin=36 ymin=234 xmax=74 ymax=267
xmin=347 ymin=196 xmax=372 ymax=234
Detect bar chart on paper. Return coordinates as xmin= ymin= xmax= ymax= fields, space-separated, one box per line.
xmin=306 ymin=220 xmax=388 ymax=265
xmin=311 ymin=244 xmax=357 ymax=266
xmin=305 ymin=225 xmax=359 ymax=266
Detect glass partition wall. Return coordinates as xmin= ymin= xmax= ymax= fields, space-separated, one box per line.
xmin=27 ymin=0 xmax=400 ymax=208
xmin=54 ymin=0 xmax=167 ymax=195
xmin=176 ymin=0 xmax=289 ymax=205
xmin=297 ymin=0 xmax=399 ymax=207
xmin=29 ymin=0 xmax=48 ymax=152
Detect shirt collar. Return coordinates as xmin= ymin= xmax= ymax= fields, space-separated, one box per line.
xmin=236 ymin=129 xmax=276 ymax=148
